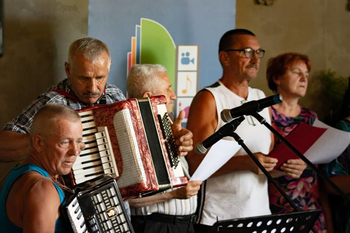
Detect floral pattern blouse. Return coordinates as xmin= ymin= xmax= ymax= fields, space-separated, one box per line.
xmin=269 ymin=106 xmax=326 ymax=232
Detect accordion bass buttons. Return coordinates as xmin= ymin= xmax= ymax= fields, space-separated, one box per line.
xmin=87 ymin=217 xmax=99 ymax=232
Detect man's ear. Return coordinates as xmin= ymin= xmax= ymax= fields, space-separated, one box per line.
xmin=32 ymin=135 xmax=44 ymax=153
xmin=108 ymin=60 xmax=112 ymax=71
xmin=142 ymin=92 xmax=153 ymax=98
xmin=64 ymin=62 xmax=71 ymax=78
xmin=219 ymin=51 xmax=229 ymax=66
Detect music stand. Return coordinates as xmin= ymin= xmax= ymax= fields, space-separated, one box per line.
xmin=221 ymin=124 xmax=318 ymax=232
xmin=208 ymin=210 xmax=321 ymax=233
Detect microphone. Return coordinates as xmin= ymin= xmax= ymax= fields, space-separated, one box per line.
xmin=221 ymin=94 xmax=282 ymax=122
xmin=195 ymin=116 xmax=245 ymax=154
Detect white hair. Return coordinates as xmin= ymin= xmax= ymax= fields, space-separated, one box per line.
xmin=127 ymin=64 xmax=167 ymax=98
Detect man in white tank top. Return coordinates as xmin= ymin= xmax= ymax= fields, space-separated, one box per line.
xmin=187 ymin=29 xmax=282 ymax=233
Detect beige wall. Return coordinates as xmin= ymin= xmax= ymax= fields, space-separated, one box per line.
xmin=0 ymin=0 xmax=88 ymax=178
xmin=236 ymin=0 xmax=350 ymax=120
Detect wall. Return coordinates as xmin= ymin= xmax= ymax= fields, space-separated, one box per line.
xmin=236 ymin=0 xmax=350 ymax=120
xmin=0 ymin=0 xmax=88 ymax=179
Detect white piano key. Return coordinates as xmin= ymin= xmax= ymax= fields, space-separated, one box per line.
xmin=95 ymin=131 xmax=105 ymax=138
xmin=73 ymin=160 xmax=114 ymax=172
xmin=78 ymin=110 xmax=93 ymax=117
xmin=80 ymin=115 xmax=94 ymax=122
xmin=75 ymin=150 xmax=113 ymax=165
xmin=82 ymin=134 xmax=97 ymax=143
xmin=75 ymin=173 xmax=103 ymax=184
xmin=99 ymin=150 xmax=113 ymax=158
xmin=75 ymin=153 xmax=102 ymax=164
xmin=79 ymin=147 xmax=99 ymax=155
xmin=82 ymin=127 xmax=98 ymax=135
xmin=73 ymin=160 xmax=102 ymax=170
xmin=96 ymin=137 xmax=107 ymax=145
xmin=100 ymin=156 xmax=112 ymax=163
xmin=101 ymin=162 xmax=114 ymax=170
xmin=73 ymin=165 xmax=104 ymax=176
xmin=83 ymin=141 xmax=98 ymax=150
xmin=82 ymin=121 xmax=96 ymax=130
xmin=97 ymin=144 xmax=109 ymax=152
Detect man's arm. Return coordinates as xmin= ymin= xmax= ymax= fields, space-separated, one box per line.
xmin=0 ymin=130 xmax=29 ymax=162
xmin=129 ymin=180 xmax=202 ymax=208
xmin=186 ymin=90 xmax=277 ymax=176
xmin=22 ymin=179 xmax=61 ymax=233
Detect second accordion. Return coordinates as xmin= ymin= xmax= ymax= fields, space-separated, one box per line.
xmin=63 ymin=175 xmax=134 ymax=233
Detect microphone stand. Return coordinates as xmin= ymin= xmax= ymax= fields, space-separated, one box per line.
xmin=251 ymin=112 xmax=348 ymax=200
xmin=228 ymin=130 xmax=318 ymax=233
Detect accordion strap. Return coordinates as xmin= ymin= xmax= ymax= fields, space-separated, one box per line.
xmin=52 ymin=89 xmax=79 ymax=101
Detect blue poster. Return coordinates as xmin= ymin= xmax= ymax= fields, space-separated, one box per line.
xmin=88 ymin=0 xmax=236 ymax=94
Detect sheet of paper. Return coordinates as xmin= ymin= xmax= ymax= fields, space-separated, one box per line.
xmin=190 ymin=139 xmax=241 ymax=181
xmin=268 ymin=119 xmax=350 ymax=166
xmin=268 ymin=123 xmax=326 ymax=168
xmin=306 ymin=119 xmax=350 ymax=164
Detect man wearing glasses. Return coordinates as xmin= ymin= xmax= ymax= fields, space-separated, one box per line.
xmin=186 ymin=29 xmax=278 ymax=233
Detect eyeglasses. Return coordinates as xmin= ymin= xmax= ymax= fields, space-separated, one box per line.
xmin=224 ymin=47 xmax=265 ymax=59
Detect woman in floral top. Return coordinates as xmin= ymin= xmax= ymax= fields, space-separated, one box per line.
xmin=266 ymin=53 xmax=333 ymax=232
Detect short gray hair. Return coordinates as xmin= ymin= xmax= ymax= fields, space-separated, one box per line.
xmin=30 ymin=104 xmax=81 ymax=144
xmin=127 ymin=64 xmax=167 ymax=98
xmin=68 ymin=37 xmax=111 ymax=64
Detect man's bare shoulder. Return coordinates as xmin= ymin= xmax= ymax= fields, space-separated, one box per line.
xmin=6 ymin=171 xmax=60 ymax=228
xmin=190 ymin=89 xmax=215 ymax=112
xmin=15 ymin=171 xmax=60 ymax=206
xmin=24 ymin=173 xmax=59 ymax=197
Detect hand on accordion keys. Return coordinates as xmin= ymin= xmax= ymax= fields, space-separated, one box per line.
xmin=171 ymin=110 xmax=193 ymax=156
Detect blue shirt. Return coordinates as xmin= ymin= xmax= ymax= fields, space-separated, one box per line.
xmin=0 ymin=164 xmax=70 ymax=232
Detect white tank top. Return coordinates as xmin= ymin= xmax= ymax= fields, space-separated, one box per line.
xmin=197 ymin=80 xmax=272 ymax=226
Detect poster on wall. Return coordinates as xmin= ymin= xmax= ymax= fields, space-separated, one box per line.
xmin=88 ymin=0 xmax=236 ymax=93
xmin=126 ymin=19 xmax=200 ymax=122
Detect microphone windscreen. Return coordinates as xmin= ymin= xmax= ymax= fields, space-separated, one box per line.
xmin=195 ymin=142 xmax=207 ymax=154
xmin=221 ymin=109 xmax=232 ymax=123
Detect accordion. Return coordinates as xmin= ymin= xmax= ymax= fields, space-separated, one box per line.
xmin=66 ymin=95 xmax=188 ymax=198
xmin=63 ymin=175 xmax=133 ymax=233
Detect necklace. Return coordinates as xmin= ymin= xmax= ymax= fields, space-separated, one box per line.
xmin=51 ymin=176 xmax=75 ymax=194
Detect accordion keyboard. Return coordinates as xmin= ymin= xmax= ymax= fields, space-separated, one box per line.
xmin=66 ymin=196 xmax=87 ymax=233
xmin=73 ymin=110 xmax=119 ymax=184
xmin=157 ymin=112 xmax=179 ymax=168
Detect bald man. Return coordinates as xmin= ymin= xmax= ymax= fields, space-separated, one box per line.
xmin=0 ymin=104 xmax=84 ymax=232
